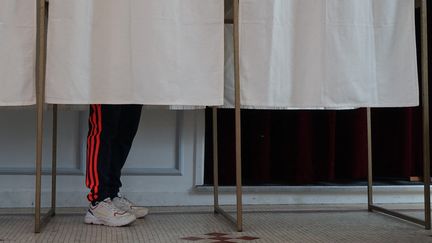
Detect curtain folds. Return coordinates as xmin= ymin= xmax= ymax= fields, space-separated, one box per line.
xmin=224 ymin=0 xmax=419 ymax=109
xmin=45 ymin=0 xmax=224 ymax=106
xmin=0 ymin=0 xmax=36 ymax=106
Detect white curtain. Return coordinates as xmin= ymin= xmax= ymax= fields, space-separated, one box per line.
xmin=45 ymin=0 xmax=224 ymax=106
xmin=0 ymin=0 xmax=36 ymax=106
xmin=225 ymin=0 xmax=419 ymax=109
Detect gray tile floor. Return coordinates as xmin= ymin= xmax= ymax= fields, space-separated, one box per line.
xmin=1 ymin=205 xmax=432 ymax=242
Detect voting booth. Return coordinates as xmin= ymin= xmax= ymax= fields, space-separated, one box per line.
xmin=218 ymin=0 xmax=430 ymax=231
xmin=33 ymin=0 xmax=227 ymax=233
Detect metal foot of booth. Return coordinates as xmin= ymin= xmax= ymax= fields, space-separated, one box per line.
xmin=35 ymin=0 xmax=57 ymax=233
xmin=213 ymin=0 xmax=243 ymax=232
xmin=212 ymin=107 xmax=243 ymax=232
xmin=367 ymin=0 xmax=431 ymax=230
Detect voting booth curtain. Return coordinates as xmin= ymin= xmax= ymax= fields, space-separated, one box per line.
xmin=3 ymin=0 xmax=418 ymax=109
xmin=45 ymin=0 xmax=418 ymax=108
xmin=224 ymin=0 xmax=419 ymax=109
xmin=0 ymin=0 xmax=36 ymax=106
xmin=45 ymin=0 xmax=224 ymax=106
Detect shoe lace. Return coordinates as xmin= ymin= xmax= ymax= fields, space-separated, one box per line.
xmin=102 ymin=198 xmax=126 ymax=213
xmin=117 ymin=195 xmax=133 ymax=207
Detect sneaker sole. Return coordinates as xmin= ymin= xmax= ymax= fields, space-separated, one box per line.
xmin=134 ymin=209 xmax=149 ymax=219
xmin=135 ymin=212 xmax=148 ymax=219
xmin=84 ymin=212 xmax=136 ymax=227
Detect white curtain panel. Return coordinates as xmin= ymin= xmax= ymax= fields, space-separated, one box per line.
xmin=225 ymin=0 xmax=419 ymax=109
xmin=45 ymin=0 xmax=224 ymax=106
xmin=0 ymin=0 xmax=36 ymax=106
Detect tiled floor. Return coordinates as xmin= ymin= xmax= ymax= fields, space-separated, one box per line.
xmin=0 ymin=205 xmax=431 ymax=242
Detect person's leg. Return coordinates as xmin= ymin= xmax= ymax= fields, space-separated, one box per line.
xmin=107 ymin=105 xmax=149 ymax=218
xmin=86 ymin=104 xmax=121 ymax=203
xmin=108 ymin=104 xmax=143 ymax=198
xmin=85 ymin=104 xmax=136 ymax=226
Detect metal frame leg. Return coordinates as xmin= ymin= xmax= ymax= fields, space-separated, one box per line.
xmin=367 ymin=108 xmax=373 ymax=212
xmin=35 ymin=0 xmax=57 ymax=233
xmin=52 ymin=105 xmax=58 ymax=215
xmin=367 ymin=0 xmax=431 ymax=230
xmin=213 ymin=108 xmax=220 ymax=210
xmin=213 ymin=0 xmax=243 ymax=232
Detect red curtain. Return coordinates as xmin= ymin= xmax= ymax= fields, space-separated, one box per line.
xmin=204 ymin=8 xmax=428 ymax=186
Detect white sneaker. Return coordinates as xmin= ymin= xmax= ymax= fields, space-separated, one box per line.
xmin=84 ymin=198 xmax=136 ymax=227
xmin=112 ymin=194 xmax=149 ymax=219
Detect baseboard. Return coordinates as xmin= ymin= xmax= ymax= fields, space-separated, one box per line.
xmin=0 ymin=185 xmax=427 ymax=208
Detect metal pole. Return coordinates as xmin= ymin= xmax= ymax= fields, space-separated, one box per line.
xmin=420 ymin=0 xmax=431 ymax=230
xmin=233 ymin=0 xmax=243 ymax=232
xmin=213 ymin=107 xmax=220 ymax=209
xmin=35 ymin=0 xmax=47 ymax=233
xmin=52 ymin=105 xmax=58 ymax=213
xmin=367 ymin=108 xmax=373 ymax=211
xmin=213 ymin=0 xmax=243 ymax=232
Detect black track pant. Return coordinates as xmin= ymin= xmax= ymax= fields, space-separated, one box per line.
xmin=86 ymin=104 xmax=142 ymax=202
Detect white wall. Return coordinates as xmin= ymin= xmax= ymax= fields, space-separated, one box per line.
xmin=0 ymin=107 xmax=208 ymax=208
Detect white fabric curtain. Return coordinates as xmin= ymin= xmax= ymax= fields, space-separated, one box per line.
xmin=45 ymin=0 xmax=224 ymax=106
xmin=225 ymin=0 xmax=419 ymax=109
xmin=0 ymin=0 xmax=36 ymax=106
